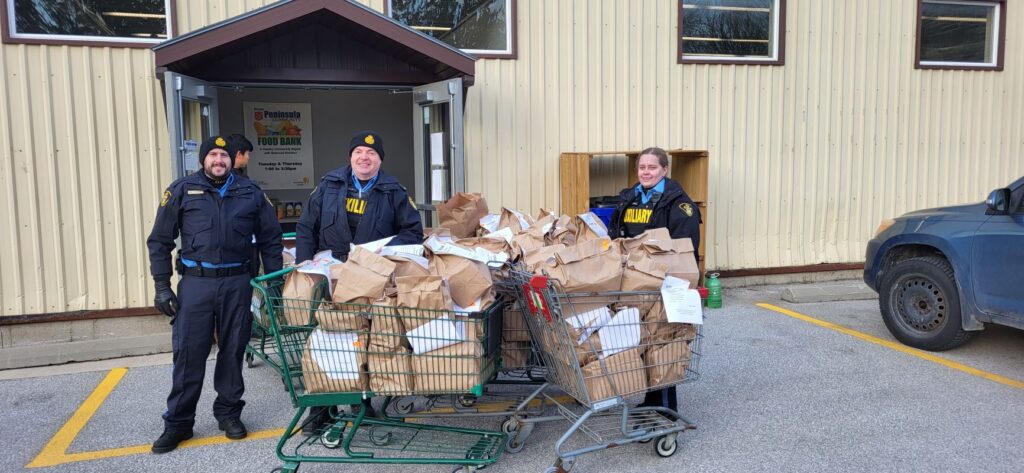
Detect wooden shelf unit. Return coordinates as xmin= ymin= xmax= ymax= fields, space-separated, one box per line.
xmin=560 ymin=149 xmax=709 ymax=275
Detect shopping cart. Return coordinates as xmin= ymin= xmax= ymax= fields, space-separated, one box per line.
xmin=252 ymin=267 xmax=506 ymax=473
xmin=379 ymin=264 xmax=563 ymax=438
xmin=504 ymin=267 xmax=703 ymax=472
xmin=245 ymin=232 xmax=306 ymax=376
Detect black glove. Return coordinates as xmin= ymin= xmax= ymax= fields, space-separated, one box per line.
xmin=154 ymin=279 xmax=178 ymax=317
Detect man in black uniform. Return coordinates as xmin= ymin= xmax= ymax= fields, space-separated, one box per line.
xmin=609 ymin=147 xmax=701 ymax=413
xmin=295 ymin=131 xmax=423 ymax=432
xmin=296 ymin=130 xmax=423 ymax=262
xmin=147 ymin=135 xmax=283 ymax=453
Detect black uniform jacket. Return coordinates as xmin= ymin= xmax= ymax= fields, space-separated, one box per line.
xmin=608 ymin=177 xmax=702 ymax=249
xmin=295 ymin=166 xmax=423 ymax=262
xmin=147 ymin=171 xmax=283 ymax=280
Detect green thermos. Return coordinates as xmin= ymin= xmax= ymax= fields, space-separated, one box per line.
xmin=705 ymin=273 xmax=722 ymax=309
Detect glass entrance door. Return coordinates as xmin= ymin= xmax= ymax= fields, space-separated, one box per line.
xmin=165 ymin=72 xmax=219 ymax=178
xmin=412 ymin=78 xmax=464 ymax=226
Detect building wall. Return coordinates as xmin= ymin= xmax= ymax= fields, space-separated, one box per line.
xmin=1 ymin=0 xmax=1022 ymax=316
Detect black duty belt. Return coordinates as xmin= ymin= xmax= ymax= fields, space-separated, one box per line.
xmin=178 ymin=264 xmax=250 ymax=278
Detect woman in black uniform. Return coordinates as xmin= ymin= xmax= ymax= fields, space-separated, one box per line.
xmin=608 ymin=147 xmax=701 ymax=412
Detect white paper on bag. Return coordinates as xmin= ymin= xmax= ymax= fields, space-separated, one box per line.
xmin=424 ymin=235 xmax=509 ymax=264
xmin=577 ymin=212 xmax=608 ymax=237
xmin=250 ymin=294 xmax=264 ymax=325
xmin=566 ymin=306 xmax=612 ymax=345
xmin=406 ymin=315 xmax=465 ymax=354
xmin=661 ymin=276 xmax=704 ymax=325
xmin=597 ymin=307 xmax=641 ymax=358
xmin=309 ymin=329 xmax=361 ymax=380
xmin=483 ymin=227 xmax=514 ymax=243
xmin=297 ymin=251 xmax=343 ymax=292
xmin=282 ymin=247 xmax=297 ymax=259
xmin=479 ymin=214 xmax=500 ymax=233
xmin=352 ymin=236 xmax=395 ymax=254
xmin=380 ymin=244 xmax=426 ymax=258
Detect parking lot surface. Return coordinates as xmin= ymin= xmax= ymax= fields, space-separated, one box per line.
xmin=2 ymin=282 xmax=1022 ymax=473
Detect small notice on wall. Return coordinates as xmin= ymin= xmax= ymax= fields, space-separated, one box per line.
xmin=243 ymin=102 xmax=314 ymax=189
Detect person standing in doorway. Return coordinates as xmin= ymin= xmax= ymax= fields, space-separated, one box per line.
xmin=147 ymin=135 xmax=283 ymax=453
xmin=608 ymin=146 xmax=701 ymax=413
xmin=295 ymin=130 xmax=423 ymax=433
xmin=227 ymin=134 xmax=253 ymax=176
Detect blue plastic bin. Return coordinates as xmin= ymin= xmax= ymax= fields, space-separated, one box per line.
xmin=589 ymin=207 xmax=615 ymax=228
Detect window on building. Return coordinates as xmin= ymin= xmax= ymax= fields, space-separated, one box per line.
xmin=388 ymin=0 xmax=516 ymax=58
xmin=679 ymin=0 xmax=785 ymax=65
xmin=917 ymin=0 xmax=1005 ymax=70
xmin=2 ymin=0 xmax=173 ymax=47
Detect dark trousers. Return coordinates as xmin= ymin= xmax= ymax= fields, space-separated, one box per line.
xmin=163 ymin=273 xmax=253 ymax=430
xmin=642 ymin=386 xmax=678 ymax=412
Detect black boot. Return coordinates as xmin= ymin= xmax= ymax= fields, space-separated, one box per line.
xmin=301 ymin=406 xmax=333 ymax=434
xmin=151 ymin=427 xmax=193 ymax=454
xmin=218 ymin=417 xmax=248 ymax=440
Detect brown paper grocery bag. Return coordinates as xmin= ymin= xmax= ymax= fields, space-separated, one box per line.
xmin=550 ymin=238 xmax=623 ymax=313
xmin=499 ymin=207 xmax=533 ymax=234
xmin=501 ymin=341 xmax=532 ymax=369
xmin=314 ymin=304 xmax=370 ymax=332
xmin=368 ymin=347 xmax=414 ymax=396
xmin=331 ymin=247 xmax=396 ymax=304
xmin=428 ymin=254 xmax=493 ymax=309
xmin=546 ymin=215 xmax=578 ymax=246
xmin=642 ymin=302 xmax=699 ymax=345
xmin=502 ymin=301 xmax=532 ymax=342
xmin=280 ymin=271 xmax=324 ymax=326
xmin=617 ymin=227 xmax=671 ymax=257
xmin=411 ymin=341 xmax=484 ymax=393
xmin=300 ymin=330 xmax=369 ymax=394
xmin=639 ymin=238 xmax=700 ymax=288
xmin=521 ymin=244 xmax=565 ymax=274
xmin=619 ymin=254 xmax=668 ymax=314
xmin=455 ymin=236 xmax=512 ymax=255
xmin=368 ymin=304 xmax=407 ymax=351
xmin=437 ymin=193 xmax=489 ymax=238
xmin=384 ymin=254 xmax=432 ymax=279
xmin=580 ymin=348 xmax=647 ymax=402
xmin=644 ymin=339 xmax=692 ymax=388
xmin=396 ymin=275 xmax=454 ymax=331
xmin=574 ymin=212 xmax=610 ymax=244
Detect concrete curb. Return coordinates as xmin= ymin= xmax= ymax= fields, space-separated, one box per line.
xmin=781 ymin=282 xmax=878 ymax=303
xmin=0 ymin=334 xmax=171 ymax=371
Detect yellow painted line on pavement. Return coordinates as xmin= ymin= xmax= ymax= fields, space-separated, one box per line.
xmin=756 ymin=303 xmax=1024 ymax=390
xmin=27 ymin=367 xmax=291 ymax=468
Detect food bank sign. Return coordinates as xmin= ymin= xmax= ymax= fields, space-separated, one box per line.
xmin=244 ymin=102 xmax=315 ymax=190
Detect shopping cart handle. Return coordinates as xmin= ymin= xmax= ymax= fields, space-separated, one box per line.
xmin=253 ymin=266 xmax=296 ymax=282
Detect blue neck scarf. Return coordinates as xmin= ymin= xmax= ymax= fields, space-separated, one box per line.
xmin=351 ymin=171 xmax=379 ymax=199
xmin=217 ymin=172 xmax=235 ymax=198
xmin=635 ymin=178 xmax=666 ymax=205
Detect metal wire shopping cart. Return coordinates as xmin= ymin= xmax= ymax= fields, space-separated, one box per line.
xmin=504 ymin=267 xmax=703 ymax=473
xmin=246 ymin=232 xmax=306 ymax=378
xmin=252 ymin=267 xmax=507 ymax=473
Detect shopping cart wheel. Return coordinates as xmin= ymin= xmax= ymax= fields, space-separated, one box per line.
xmin=451 ymin=466 xmax=485 ymax=473
xmin=654 ymin=435 xmax=678 ymax=458
xmin=544 ymin=458 xmax=575 ymax=473
xmin=320 ymin=423 xmax=345 ymax=449
xmin=504 ymin=433 xmax=527 ymax=454
xmin=245 ymin=352 xmax=255 ymax=368
xmin=367 ymin=425 xmax=392 ymax=446
xmin=501 ymin=417 xmax=519 ymax=435
xmin=393 ymin=397 xmax=415 ymax=416
xmin=457 ymin=394 xmax=477 ymax=408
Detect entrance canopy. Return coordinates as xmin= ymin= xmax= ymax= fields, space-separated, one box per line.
xmin=153 ymin=0 xmax=476 ymax=85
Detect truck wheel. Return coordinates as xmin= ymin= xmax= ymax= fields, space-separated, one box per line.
xmin=879 ymin=256 xmax=973 ymax=351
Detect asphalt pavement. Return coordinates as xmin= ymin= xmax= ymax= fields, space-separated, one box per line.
xmin=2 ymin=282 xmax=1022 ymax=473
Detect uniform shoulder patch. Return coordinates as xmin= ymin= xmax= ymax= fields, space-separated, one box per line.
xmin=679 ymin=202 xmax=694 ymax=217
xmin=160 ymin=189 xmax=171 ymax=207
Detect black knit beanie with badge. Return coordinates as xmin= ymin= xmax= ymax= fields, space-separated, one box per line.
xmin=199 ymin=135 xmax=233 ymax=167
xmin=348 ymin=131 xmax=385 ymax=160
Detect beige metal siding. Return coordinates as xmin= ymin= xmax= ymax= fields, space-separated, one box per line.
xmin=1 ymin=0 xmax=1023 ymax=316
xmin=465 ymin=0 xmax=1024 ymax=270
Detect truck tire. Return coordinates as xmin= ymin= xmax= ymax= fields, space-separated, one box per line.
xmin=878 ymin=256 xmax=974 ymax=351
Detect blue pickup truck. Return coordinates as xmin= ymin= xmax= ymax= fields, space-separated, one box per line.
xmin=864 ymin=176 xmax=1024 ymax=351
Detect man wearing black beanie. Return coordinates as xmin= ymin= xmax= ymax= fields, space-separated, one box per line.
xmin=147 ymin=135 xmax=283 ymax=453
xmin=295 ymin=130 xmax=423 ymax=432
